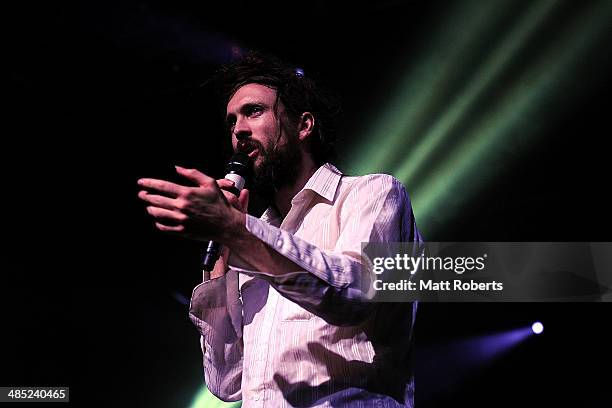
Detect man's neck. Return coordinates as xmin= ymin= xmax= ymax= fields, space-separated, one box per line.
xmin=273 ymin=154 xmax=318 ymax=219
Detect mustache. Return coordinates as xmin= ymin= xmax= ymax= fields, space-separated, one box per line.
xmin=236 ymin=139 xmax=264 ymax=155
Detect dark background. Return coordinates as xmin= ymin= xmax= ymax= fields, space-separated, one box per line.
xmin=4 ymin=1 xmax=611 ymax=407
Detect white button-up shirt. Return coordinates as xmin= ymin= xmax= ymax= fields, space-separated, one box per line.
xmin=189 ymin=163 xmax=422 ymax=407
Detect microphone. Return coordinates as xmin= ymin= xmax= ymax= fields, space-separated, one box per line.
xmin=202 ymin=152 xmax=251 ymax=279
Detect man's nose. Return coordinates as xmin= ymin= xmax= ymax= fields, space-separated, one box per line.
xmin=233 ymin=116 xmax=251 ymax=140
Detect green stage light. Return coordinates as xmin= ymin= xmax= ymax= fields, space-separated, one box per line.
xmin=345 ymin=0 xmax=610 ymax=236
xmin=189 ymin=387 xmax=241 ymax=408
xmin=396 ymin=0 xmax=558 ymax=189
xmin=345 ymin=0 xmax=512 ymax=176
xmin=412 ymin=0 xmax=610 ymax=233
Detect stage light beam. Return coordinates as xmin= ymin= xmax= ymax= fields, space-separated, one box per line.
xmin=411 ymin=0 xmax=611 ymax=233
xmin=344 ymin=0 xmax=611 ymax=236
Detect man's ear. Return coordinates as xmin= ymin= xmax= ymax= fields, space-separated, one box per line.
xmin=298 ymin=112 xmax=315 ymax=142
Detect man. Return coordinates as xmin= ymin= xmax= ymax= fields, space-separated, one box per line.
xmin=138 ymin=52 xmax=422 ymax=407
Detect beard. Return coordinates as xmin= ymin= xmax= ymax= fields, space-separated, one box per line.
xmin=250 ymin=134 xmax=302 ymax=203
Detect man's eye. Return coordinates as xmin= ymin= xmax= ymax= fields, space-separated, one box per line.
xmin=248 ymin=106 xmax=263 ymax=116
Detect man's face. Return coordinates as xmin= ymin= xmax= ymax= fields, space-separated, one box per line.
xmin=225 ymin=83 xmax=301 ymax=197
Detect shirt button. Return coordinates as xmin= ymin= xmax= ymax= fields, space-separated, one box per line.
xmin=253 ymin=393 xmax=260 ymax=401
xmin=276 ymin=238 xmax=284 ymax=247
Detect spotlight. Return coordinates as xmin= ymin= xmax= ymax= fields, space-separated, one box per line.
xmin=531 ymin=321 xmax=544 ymax=334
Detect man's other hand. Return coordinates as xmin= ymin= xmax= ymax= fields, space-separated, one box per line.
xmin=137 ymin=165 xmax=247 ymax=243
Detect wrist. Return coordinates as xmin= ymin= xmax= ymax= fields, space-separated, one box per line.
xmin=220 ymin=208 xmax=247 ymax=245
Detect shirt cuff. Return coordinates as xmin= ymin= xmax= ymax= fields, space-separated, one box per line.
xmin=229 ymin=214 xmax=361 ymax=288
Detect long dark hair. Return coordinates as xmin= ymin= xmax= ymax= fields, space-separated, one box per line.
xmin=214 ymin=51 xmax=340 ymax=166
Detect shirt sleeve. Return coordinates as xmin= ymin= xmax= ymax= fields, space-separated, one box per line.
xmin=188 ymin=269 xmax=243 ymax=402
xmin=229 ymin=174 xmax=422 ymax=326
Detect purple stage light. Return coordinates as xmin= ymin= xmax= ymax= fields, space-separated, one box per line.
xmin=531 ymin=321 xmax=544 ymax=334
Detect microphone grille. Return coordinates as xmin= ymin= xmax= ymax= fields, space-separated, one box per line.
xmin=227 ymin=152 xmax=251 ymax=177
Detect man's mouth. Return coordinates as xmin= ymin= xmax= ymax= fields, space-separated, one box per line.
xmin=248 ymin=149 xmax=259 ymax=160
xmin=237 ymin=140 xmax=260 ymax=161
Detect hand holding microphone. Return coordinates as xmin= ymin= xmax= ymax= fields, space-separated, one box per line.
xmin=137 ymin=153 xmax=252 ymax=269
xmin=202 ymin=152 xmax=252 ymax=275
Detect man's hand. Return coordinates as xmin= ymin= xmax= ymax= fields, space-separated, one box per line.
xmin=137 ymin=165 xmax=248 ymax=243
xmin=217 ymin=178 xmax=250 ymax=214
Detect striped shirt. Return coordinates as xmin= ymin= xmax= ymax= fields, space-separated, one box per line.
xmin=189 ymin=163 xmax=422 ymax=407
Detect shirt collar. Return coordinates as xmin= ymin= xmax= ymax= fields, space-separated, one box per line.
xmin=259 ymin=163 xmax=343 ymax=225
xmin=302 ymin=162 xmax=343 ymax=202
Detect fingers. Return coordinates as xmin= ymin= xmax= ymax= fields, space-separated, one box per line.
xmin=175 ymin=165 xmax=214 ymax=186
xmin=238 ymin=189 xmax=250 ymax=212
xmin=220 ymin=189 xmax=240 ymax=209
xmin=217 ymin=178 xmax=235 ymax=189
xmin=138 ymin=167 xmax=215 ymax=197
xmin=137 ymin=178 xmax=184 ymax=197
xmin=155 ymin=222 xmax=185 ymax=233
xmin=216 ymin=178 xmax=240 ymax=209
xmin=138 ymin=191 xmax=176 ymax=210
xmin=146 ymin=206 xmax=187 ymax=225
xmin=218 ymin=186 xmax=249 ymax=212
xmin=138 ymin=168 xmax=228 ymax=241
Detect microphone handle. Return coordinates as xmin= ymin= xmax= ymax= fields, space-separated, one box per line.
xmin=202 ymin=242 xmax=222 ymax=280
xmin=201 ymin=180 xmax=243 ymax=279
